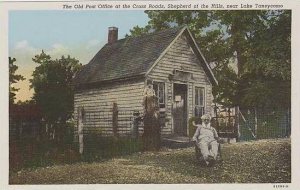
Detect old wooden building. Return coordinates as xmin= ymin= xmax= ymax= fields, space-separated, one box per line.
xmin=73 ymin=26 xmax=217 ymax=138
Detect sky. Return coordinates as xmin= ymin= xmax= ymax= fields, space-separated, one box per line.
xmin=9 ymin=10 xmax=149 ymax=102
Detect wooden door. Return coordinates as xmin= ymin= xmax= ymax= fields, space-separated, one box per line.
xmin=173 ymin=83 xmax=187 ymax=136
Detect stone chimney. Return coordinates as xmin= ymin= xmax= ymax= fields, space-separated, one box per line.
xmin=108 ymin=27 xmax=118 ymax=44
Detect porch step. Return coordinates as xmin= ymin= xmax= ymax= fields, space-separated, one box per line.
xmin=161 ymin=136 xmax=194 ymax=149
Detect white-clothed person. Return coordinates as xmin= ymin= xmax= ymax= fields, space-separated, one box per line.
xmin=192 ymin=114 xmax=219 ymax=166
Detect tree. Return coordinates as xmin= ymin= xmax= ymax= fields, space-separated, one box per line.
xmin=238 ymin=10 xmax=291 ymax=108
xmin=30 ymin=50 xmax=82 ymax=140
xmin=9 ymin=57 xmax=25 ymax=104
xmin=125 ymin=25 xmax=152 ymax=38
xmin=128 ymin=10 xmax=291 ymax=108
xmin=213 ymin=10 xmax=290 ymax=108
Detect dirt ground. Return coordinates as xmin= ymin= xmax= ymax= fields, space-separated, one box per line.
xmin=9 ymin=138 xmax=291 ymax=184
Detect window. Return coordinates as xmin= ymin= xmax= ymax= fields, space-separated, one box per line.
xmin=195 ymin=87 xmax=205 ymax=117
xmin=153 ymin=82 xmax=165 ymax=108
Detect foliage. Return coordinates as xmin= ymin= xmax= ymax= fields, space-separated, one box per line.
xmin=9 ymin=128 xmax=79 ymax=171
xmin=218 ymin=10 xmax=291 ymax=108
xmin=10 ymin=132 xmax=143 ymax=171
xmin=128 ymin=10 xmax=291 ymax=108
xmin=238 ymin=10 xmax=291 ymax=108
xmin=212 ymin=64 xmax=238 ymax=106
xmin=9 ymin=57 xmax=25 ymax=104
xmin=16 ymin=99 xmax=35 ymax=105
xmin=83 ymin=135 xmax=143 ymax=162
xmin=125 ymin=25 xmax=152 ymax=38
xmin=30 ymin=51 xmax=82 ymax=123
xmin=30 ymin=50 xmax=82 ymax=140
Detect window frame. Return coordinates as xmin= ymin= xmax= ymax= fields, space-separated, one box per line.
xmin=194 ymin=86 xmax=206 ymax=117
xmin=153 ymin=81 xmax=166 ymax=108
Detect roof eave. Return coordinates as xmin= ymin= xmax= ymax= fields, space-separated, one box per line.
xmin=74 ymin=73 xmax=146 ymax=90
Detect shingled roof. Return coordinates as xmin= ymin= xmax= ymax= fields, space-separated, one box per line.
xmin=73 ymin=26 xmax=217 ymax=87
xmin=74 ymin=27 xmax=183 ymax=85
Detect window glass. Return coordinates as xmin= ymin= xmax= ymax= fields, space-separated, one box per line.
xmin=195 ymin=87 xmax=205 ymax=117
xmin=153 ymin=82 xmax=165 ymax=107
xmin=195 ymin=88 xmax=199 ymax=106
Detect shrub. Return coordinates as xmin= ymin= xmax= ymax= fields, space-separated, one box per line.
xmin=9 ymin=122 xmax=80 ymax=171
xmin=82 ymin=134 xmax=143 ymax=162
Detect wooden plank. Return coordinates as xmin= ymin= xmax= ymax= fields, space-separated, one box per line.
xmin=74 ymin=101 xmax=143 ymax=109
xmin=75 ymin=82 xmax=144 ymax=94
xmin=75 ymin=96 xmax=143 ymax=103
xmin=74 ymin=80 xmax=145 ymax=135
xmin=75 ymin=90 xmax=144 ymax=101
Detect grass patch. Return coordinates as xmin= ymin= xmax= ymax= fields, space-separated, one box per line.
xmin=10 ymin=138 xmax=291 ymax=184
xmin=83 ymin=135 xmax=143 ymax=161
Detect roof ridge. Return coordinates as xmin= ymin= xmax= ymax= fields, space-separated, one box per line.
xmin=110 ymin=26 xmax=185 ymax=45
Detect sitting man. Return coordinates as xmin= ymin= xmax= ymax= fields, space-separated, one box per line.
xmin=192 ymin=114 xmax=219 ymax=166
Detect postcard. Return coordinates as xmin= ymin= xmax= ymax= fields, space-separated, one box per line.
xmin=1 ymin=0 xmax=299 ymax=189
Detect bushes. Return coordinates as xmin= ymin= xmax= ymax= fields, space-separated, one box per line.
xmin=10 ymin=126 xmax=143 ymax=171
xmin=83 ymin=134 xmax=143 ymax=161
xmin=9 ymin=121 xmax=80 ymax=171
xmin=9 ymin=137 xmax=81 ymax=171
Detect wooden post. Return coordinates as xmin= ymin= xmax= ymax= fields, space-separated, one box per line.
xmin=112 ymin=102 xmax=118 ymax=138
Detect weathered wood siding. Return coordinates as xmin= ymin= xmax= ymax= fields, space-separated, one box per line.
xmin=74 ymin=80 xmax=145 ymax=137
xmin=147 ymin=33 xmax=213 ymax=136
xmin=74 ymin=32 xmax=214 ymax=138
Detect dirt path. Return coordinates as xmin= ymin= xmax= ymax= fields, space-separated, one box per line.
xmin=10 ymin=138 xmax=291 ymax=184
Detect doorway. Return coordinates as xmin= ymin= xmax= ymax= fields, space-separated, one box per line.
xmin=173 ymin=83 xmax=188 ymax=136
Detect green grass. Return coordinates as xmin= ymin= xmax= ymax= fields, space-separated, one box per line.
xmin=10 ymin=135 xmax=144 ymax=171
xmin=83 ymin=136 xmax=143 ymax=161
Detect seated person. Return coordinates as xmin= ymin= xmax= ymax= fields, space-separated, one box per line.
xmin=192 ymin=114 xmax=219 ymax=165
